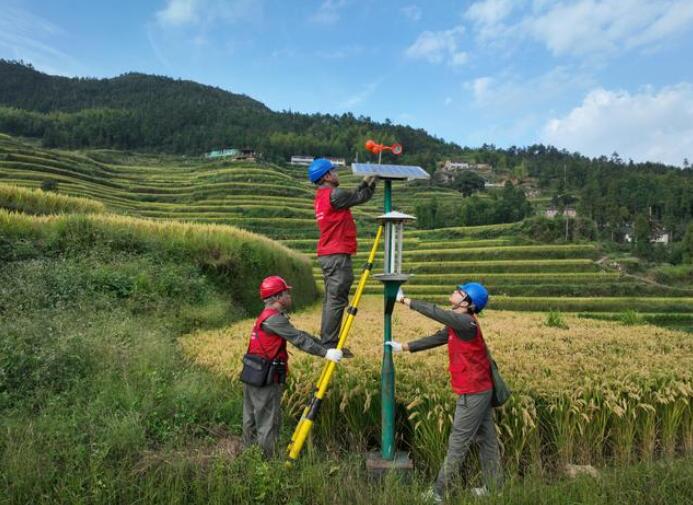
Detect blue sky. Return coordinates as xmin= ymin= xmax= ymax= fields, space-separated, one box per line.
xmin=1 ymin=0 xmax=693 ymax=166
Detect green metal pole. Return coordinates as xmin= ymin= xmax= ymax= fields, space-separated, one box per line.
xmin=381 ymin=179 xmax=395 ymax=460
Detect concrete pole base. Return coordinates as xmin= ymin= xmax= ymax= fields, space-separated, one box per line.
xmin=365 ymin=451 xmax=414 ymax=480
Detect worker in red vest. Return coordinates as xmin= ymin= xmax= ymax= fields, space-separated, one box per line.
xmin=387 ymin=282 xmax=502 ymax=502
xmin=242 ymin=275 xmax=343 ymax=458
xmin=308 ymin=158 xmax=377 ymax=353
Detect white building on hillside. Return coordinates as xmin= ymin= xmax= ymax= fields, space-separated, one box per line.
xmin=443 ymin=160 xmax=471 ymax=170
xmin=545 ymin=206 xmax=577 ymax=218
xmin=290 ymin=155 xmax=346 ymax=167
xmin=290 ymin=155 xmax=314 ymax=166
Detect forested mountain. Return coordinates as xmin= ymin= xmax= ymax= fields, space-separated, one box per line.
xmin=0 ymin=60 xmax=460 ymax=169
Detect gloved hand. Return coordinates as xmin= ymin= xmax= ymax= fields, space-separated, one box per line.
xmin=362 ymin=175 xmax=378 ymax=186
xmin=396 ymin=287 xmax=406 ymax=303
xmin=325 ymin=348 xmax=343 ymax=363
xmin=386 ymin=341 xmax=404 ymax=353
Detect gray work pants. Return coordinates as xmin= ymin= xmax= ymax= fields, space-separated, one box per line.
xmin=434 ymin=389 xmax=502 ymax=495
xmin=317 ymin=253 xmax=354 ymax=347
xmin=242 ymin=383 xmax=283 ymax=458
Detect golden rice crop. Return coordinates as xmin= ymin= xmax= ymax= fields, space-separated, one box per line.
xmin=0 ymin=182 xmax=106 ymax=215
xmin=181 ymin=296 xmax=692 ymax=474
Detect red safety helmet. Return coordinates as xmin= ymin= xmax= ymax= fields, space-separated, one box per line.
xmin=259 ymin=275 xmax=292 ymax=299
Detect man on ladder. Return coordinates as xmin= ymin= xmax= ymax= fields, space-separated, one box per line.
xmin=308 ymin=158 xmax=377 ymax=355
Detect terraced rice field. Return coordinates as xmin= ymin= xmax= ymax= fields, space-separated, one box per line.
xmin=182 ymin=297 xmax=693 ymax=473
xmin=1 ymin=134 xmax=691 ymax=327
xmin=0 ymin=134 xmax=458 ymax=240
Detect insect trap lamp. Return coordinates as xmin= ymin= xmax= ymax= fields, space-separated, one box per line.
xmin=353 ymin=141 xmax=429 ymax=471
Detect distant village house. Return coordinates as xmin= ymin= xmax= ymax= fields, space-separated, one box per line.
xmin=290 ymin=155 xmax=346 ymax=167
xmin=290 ymin=155 xmax=314 ymax=166
xmin=624 ymin=229 xmax=671 ymax=244
xmin=544 ymin=206 xmax=577 ymax=218
xmin=205 ymin=148 xmax=255 ymax=160
xmin=205 ymin=148 xmax=239 ymax=159
xmin=436 ymin=160 xmax=493 ymax=183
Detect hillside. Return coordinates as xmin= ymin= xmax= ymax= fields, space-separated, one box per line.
xmin=2 ymin=60 xmax=690 ymax=249
xmin=0 ymin=60 xmax=462 ymax=167
xmin=1 ymin=134 xmax=691 ymax=331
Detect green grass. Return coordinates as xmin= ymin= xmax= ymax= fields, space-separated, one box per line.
xmin=398 ymin=259 xmax=602 ymax=274
xmin=408 ymin=222 xmax=522 ymax=239
xmin=578 ymin=312 xmax=693 ymax=332
xmin=348 ymin=244 xmax=599 ymax=262
xmin=0 ymin=208 xmax=317 ymax=312
xmin=413 ymin=295 xmax=693 ymax=313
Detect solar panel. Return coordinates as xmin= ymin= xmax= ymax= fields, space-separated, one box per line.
xmin=351 ymin=163 xmax=430 ymax=180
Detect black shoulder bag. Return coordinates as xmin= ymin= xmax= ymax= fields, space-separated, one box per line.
xmin=240 ymin=353 xmax=274 ymax=387
xmin=240 ymin=329 xmax=286 ymax=387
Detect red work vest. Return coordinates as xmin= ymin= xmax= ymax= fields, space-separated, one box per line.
xmin=247 ymin=307 xmax=288 ymax=363
xmin=447 ymin=322 xmax=493 ymax=395
xmin=314 ymin=187 xmax=358 ymax=256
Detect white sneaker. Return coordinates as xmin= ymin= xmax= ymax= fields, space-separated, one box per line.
xmin=421 ymin=488 xmax=443 ymax=504
xmin=470 ymin=486 xmax=489 ymax=497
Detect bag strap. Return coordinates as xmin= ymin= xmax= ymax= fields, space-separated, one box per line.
xmin=472 ymin=313 xmax=494 ymax=364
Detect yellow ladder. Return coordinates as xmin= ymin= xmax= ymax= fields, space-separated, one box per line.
xmin=286 ymin=225 xmax=383 ymax=464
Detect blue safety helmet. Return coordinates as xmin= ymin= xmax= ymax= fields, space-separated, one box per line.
xmin=457 ymin=282 xmax=489 ymax=313
xmin=307 ymin=158 xmax=335 ymax=183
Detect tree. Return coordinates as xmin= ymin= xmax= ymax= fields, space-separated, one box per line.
xmin=682 ymin=222 xmax=693 ymax=263
xmin=451 ymin=171 xmax=485 ymax=197
xmin=40 ymin=179 xmax=58 ymax=192
xmin=633 ymin=213 xmax=652 ymax=259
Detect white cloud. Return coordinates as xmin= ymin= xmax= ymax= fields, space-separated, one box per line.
xmin=464 ymin=0 xmax=693 ymax=58
xmin=466 ymin=67 xmax=594 ymax=110
xmin=469 ymin=76 xmax=494 ymax=102
xmin=525 ymin=1 xmax=659 ymax=56
xmin=627 ymin=1 xmax=693 ymax=49
xmin=405 ymin=26 xmax=467 ymax=66
xmin=155 ymin=0 xmax=260 ymax=27
xmin=309 ymin=0 xmax=348 ymax=25
xmin=0 ymin=6 xmax=80 ymax=76
xmin=466 ymin=0 xmax=514 ymax=27
xmin=339 ymin=79 xmax=382 ymax=109
xmin=401 ymin=5 xmax=422 ymax=22
xmin=543 ymin=84 xmax=693 ymax=165
xmin=157 ymin=0 xmax=201 ymax=26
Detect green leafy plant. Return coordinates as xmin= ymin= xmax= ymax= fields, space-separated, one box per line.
xmin=545 ymin=309 xmax=569 ymax=329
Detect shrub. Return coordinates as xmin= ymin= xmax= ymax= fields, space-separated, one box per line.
xmin=545 ymin=309 xmax=569 ymax=329
xmin=40 ymin=179 xmax=58 ymax=192
xmin=521 ymin=216 xmax=597 ymax=242
xmin=620 ymin=310 xmax=645 ymax=325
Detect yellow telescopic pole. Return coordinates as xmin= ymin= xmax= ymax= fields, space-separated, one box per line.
xmin=286 ymin=225 xmax=383 ymax=464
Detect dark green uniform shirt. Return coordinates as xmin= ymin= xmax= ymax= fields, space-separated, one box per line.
xmin=407 ymin=300 xmax=478 ymax=352
xmin=262 ymin=312 xmax=328 ymax=357
xmin=325 ymin=180 xmax=376 ymax=210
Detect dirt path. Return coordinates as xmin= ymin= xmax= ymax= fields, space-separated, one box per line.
xmin=597 ymin=255 xmax=693 ymax=293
